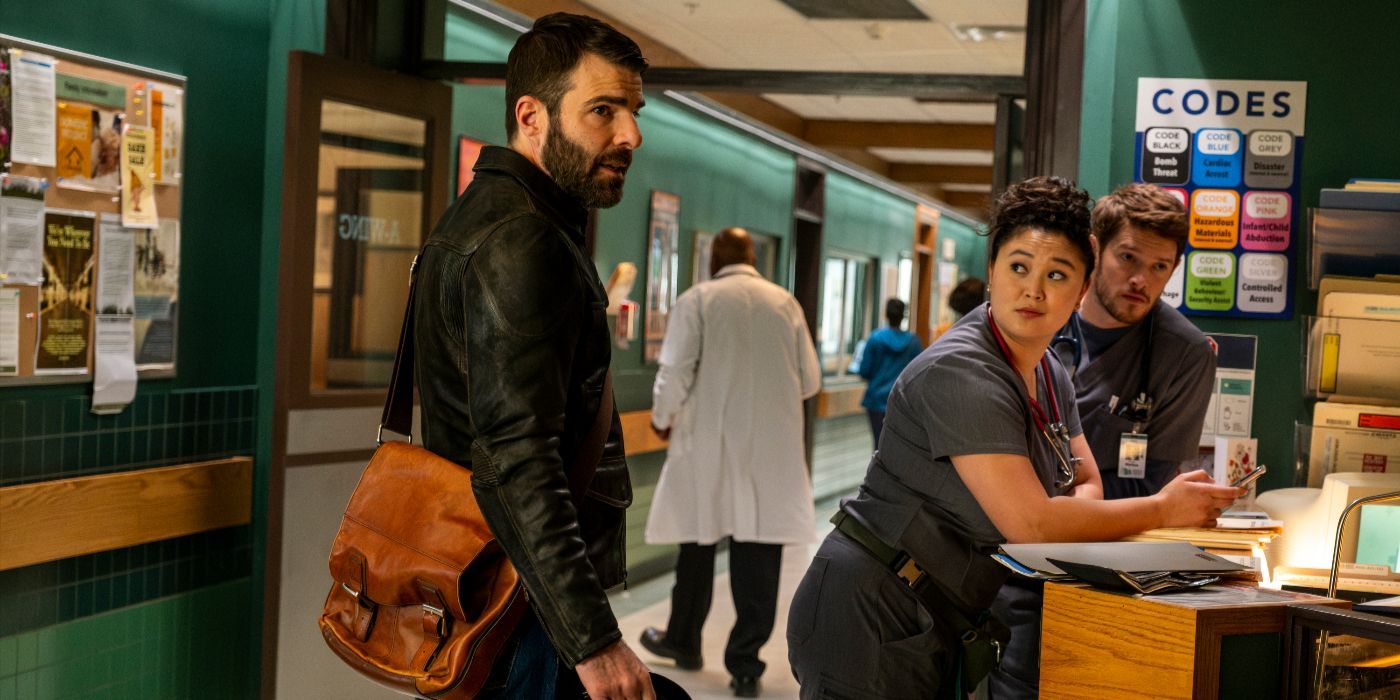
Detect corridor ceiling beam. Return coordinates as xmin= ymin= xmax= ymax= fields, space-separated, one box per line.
xmin=803 ymin=120 xmax=995 ymax=150
xmin=888 ymin=163 xmax=994 ymax=184
xmin=419 ymin=61 xmax=1025 ymax=101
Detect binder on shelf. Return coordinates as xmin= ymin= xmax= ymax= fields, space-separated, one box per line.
xmin=1319 ymin=187 xmax=1400 ymax=211
xmin=1308 ymin=208 xmax=1400 ymax=288
xmin=1305 ymin=315 xmax=1400 ymax=402
xmin=1346 ymin=178 xmax=1400 ymax=191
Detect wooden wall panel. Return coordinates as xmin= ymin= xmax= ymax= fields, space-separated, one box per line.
xmin=0 ymin=457 xmax=252 ymax=571
xmin=621 ymin=410 xmax=668 ymax=456
xmin=816 ymin=384 xmax=866 ymax=419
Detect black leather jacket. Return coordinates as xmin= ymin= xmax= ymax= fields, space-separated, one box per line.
xmin=414 ymin=146 xmax=631 ymax=666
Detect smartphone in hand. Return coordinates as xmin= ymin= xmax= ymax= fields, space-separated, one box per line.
xmin=1231 ymin=464 xmax=1267 ymax=489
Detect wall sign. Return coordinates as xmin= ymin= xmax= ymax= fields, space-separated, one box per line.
xmin=1134 ymin=78 xmax=1306 ymax=319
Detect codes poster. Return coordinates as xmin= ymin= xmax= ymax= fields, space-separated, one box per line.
xmin=1134 ymin=78 xmax=1306 ymax=320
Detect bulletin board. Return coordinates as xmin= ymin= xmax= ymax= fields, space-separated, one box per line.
xmin=1 ymin=33 xmax=184 ymax=393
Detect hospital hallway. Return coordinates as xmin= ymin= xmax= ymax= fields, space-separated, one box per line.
xmin=610 ymin=495 xmax=844 ymax=700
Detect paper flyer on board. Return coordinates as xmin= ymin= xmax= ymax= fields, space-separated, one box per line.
xmin=1 ymin=48 xmax=13 ymax=170
xmin=134 ymin=218 xmax=177 ymax=368
xmin=0 ymin=288 xmax=19 ymax=376
xmin=9 ymin=49 xmax=57 ymax=167
xmin=94 ymin=215 xmax=137 ymax=412
xmin=97 ymin=213 xmax=135 ymax=314
xmin=54 ymin=73 xmax=127 ymax=191
xmin=91 ymin=314 xmax=136 ymax=414
xmin=0 ymin=175 xmax=46 ymax=285
xmin=156 ymin=85 xmax=183 ymax=183
xmin=36 ymin=210 xmax=94 ymax=374
xmin=120 ymin=125 xmax=157 ymax=228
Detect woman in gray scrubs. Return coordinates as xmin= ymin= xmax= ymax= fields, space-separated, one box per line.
xmin=786 ymin=176 xmax=1240 ymax=700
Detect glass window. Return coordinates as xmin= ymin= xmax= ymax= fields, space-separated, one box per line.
xmin=897 ymin=254 xmax=914 ymax=329
xmin=819 ymin=254 xmax=874 ymax=377
xmin=310 ymin=101 xmax=427 ymax=391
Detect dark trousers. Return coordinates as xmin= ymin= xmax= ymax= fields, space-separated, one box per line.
xmin=788 ymin=531 xmax=960 ymax=699
xmin=477 ymin=609 xmax=584 ymax=699
xmin=665 ymin=539 xmax=783 ymax=678
xmin=866 ymin=409 xmax=886 ymax=447
xmin=987 ymin=578 xmax=1043 ymax=700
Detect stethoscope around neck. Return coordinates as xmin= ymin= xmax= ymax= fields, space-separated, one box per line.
xmin=986 ymin=307 xmax=1081 ymax=490
xmin=1050 ymin=308 xmax=1158 ymax=433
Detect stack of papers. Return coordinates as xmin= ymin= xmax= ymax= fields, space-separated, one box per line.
xmin=1049 ymin=559 xmax=1222 ymax=595
xmin=994 ymin=542 xmax=1251 ymax=595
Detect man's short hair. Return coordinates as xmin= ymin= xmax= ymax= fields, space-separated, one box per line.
xmin=1091 ymin=182 xmax=1188 ymax=258
xmin=885 ymin=298 xmax=907 ymax=327
xmin=947 ymin=278 xmax=985 ymax=316
xmin=504 ymin=13 xmax=647 ymax=140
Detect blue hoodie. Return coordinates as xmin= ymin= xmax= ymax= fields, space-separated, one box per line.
xmin=858 ymin=326 xmax=923 ymax=412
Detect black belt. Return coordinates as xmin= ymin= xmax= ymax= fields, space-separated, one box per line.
xmin=830 ymin=510 xmax=927 ymax=588
xmin=830 ymin=509 xmax=1008 ymax=687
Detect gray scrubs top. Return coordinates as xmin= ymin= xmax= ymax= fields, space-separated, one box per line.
xmin=842 ymin=304 xmax=1081 ymax=612
xmin=1053 ymin=300 xmax=1216 ymax=499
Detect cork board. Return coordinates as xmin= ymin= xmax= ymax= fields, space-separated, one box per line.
xmin=1 ymin=34 xmax=184 ymax=383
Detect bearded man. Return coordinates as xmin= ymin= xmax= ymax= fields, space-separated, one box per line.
xmin=413 ymin=12 xmax=654 ymax=700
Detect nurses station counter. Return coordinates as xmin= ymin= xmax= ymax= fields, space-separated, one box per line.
xmin=1038 ymin=581 xmax=1347 ymax=699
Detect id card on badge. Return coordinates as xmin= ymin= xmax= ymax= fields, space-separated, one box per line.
xmin=1119 ymin=433 xmax=1148 ymax=479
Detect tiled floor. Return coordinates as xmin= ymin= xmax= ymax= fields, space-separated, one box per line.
xmin=610 ymin=496 xmax=844 ymax=700
xmin=613 ymin=543 xmax=812 ymax=700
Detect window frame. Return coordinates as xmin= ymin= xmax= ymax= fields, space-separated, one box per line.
xmin=819 ymin=250 xmax=876 ymax=380
xmin=274 ymin=51 xmax=451 ymax=410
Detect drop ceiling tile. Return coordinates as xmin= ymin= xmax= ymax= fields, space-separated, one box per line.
xmin=941 ymin=182 xmax=994 ymax=192
xmin=765 ymin=94 xmax=964 ymax=121
xmin=869 ymin=147 xmax=995 ymax=164
xmin=916 ymin=102 xmax=997 ymax=123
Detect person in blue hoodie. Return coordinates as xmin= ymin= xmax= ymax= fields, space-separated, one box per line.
xmin=858 ymin=298 xmax=923 ymax=445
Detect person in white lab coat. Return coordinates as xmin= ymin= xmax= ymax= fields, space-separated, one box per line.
xmin=639 ymin=227 xmax=821 ymax=698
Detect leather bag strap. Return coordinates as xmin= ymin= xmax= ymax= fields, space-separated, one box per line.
xmin=568 ymin=371 xmax=613 ymax=502
xmin=380 ymin=254 xmax=615 ymax=499
xmin=379 ymin=257 xmax=419 ymax=443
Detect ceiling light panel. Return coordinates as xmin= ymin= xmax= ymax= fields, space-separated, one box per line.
xmin=868 ymin=148 xmax=995 ymax=164
xmin=776 ymin=0 xmax=929 ymax=20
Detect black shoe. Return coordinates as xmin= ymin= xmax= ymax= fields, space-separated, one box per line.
xmin=730 ymin=675 xmax=760 ymax=697
xmin=638 ymin=627 xmax=703 ymax=670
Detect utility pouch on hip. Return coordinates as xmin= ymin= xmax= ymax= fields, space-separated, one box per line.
xmin=958 ymin=613 xmax=1010 ymax=689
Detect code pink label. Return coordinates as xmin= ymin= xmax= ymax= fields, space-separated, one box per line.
xmin=1241 ymin=191 xmax=1291 ymax=251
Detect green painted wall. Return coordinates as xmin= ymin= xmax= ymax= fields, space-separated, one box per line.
xmin=1079 ymin=1 xmax=1400 ymax=489
xmin=2 ymin=0 xmax=282 ymax=692
xmin=937 ymin=216 xmax=988 ymax=297
xmin=251 ymin=1 xmax=325 ymax=693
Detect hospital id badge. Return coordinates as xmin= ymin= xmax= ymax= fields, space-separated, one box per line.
xmin=1118 ymin=433 xmax=1148 ymax=479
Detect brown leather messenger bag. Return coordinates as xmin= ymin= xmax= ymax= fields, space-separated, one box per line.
xmin=319 ymin=254 xmax=614 ymax=698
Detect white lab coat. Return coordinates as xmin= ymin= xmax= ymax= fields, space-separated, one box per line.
xmin=645 ymin=264 xmax=822 ymax=545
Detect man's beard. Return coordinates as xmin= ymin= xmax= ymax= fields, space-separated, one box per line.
xmin=1091 ymin=269 xmax=1150 ymax=326
xmin=542 ymin=119 xmax=630 ymax=209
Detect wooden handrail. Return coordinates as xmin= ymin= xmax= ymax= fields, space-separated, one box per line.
xmin=0 ymin=457 xmax=253 ymax=571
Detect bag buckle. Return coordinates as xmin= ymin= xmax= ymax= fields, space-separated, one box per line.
xmin=421 ymin=603 xmax=448 ymax=637
xmin=896 ymin=557 xmax=925 ymax=587
xmin=341 ymin=582 xmax=360 ymax=599
xmin=377 ymin=425 xmax=413 ymax=446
